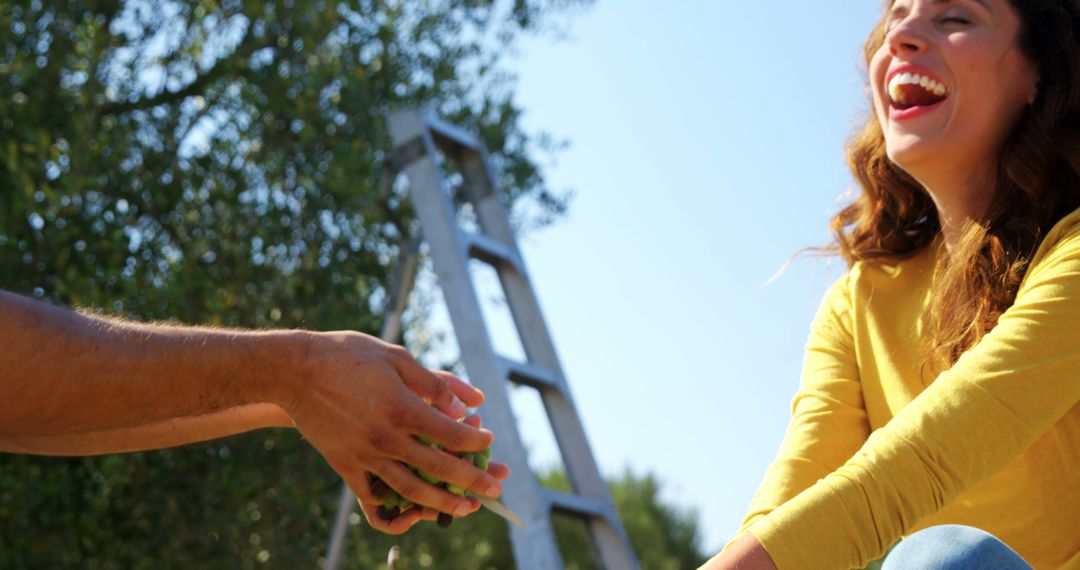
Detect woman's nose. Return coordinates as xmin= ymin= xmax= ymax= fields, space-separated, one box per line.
xmin=885 ymin=18 xmax=929 ymax=57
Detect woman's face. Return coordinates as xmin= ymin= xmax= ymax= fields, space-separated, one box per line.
xmin=869 ymin=0 xmax=1039 ymax=180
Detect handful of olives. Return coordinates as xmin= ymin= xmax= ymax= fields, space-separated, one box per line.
xmin=373 ymin=433 xmax=493 ymax=528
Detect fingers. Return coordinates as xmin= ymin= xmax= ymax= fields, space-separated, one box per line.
xmin=487 ymin=461 xmax=510 ymax=481
xmin=435 ymin=370 xmax=485 ymax=408
xmin=352 ymin=446 xmax=508 ymax=534
xmin=417 ymin=507 xmax=441 ymax=522
xmin=374 ymin=459 xmax=481 ymax=516
xmin=462 ymin=412 xmax=483 ymax=429
xmin=414 ymin=411 xmax=494 ymax=453
xmin=403 ymin=437 xmax=502 ymax=500
xmin=425 ymin=412 xmax=506 ymax=491
xmin=357 ymin=497 xmax=427 ymax=535
xmin=394 ymin=357 xmax=466 ymax=418
xmin=391 ymin=356 xmax=483 ymax=420
xmin=349 ymin=471 xmax=424 ymax=535
xmin=355 ymin=470 xmax=464 ymax=535
xmin=385 ymin=348 xmax=489 ymax=449
xmin=319 ymin=338 xmax=504 ymax=533
xmin=376 ymin=366 xmax=490 ymax=453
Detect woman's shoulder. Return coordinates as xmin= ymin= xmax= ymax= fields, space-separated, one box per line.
xmin=818 ymin=259 xmax=900 ymax=315
xmin=1034 ymin=206 xmax=1080 ymax=258
xmin=842 ymin=241 xmax=939 ymax=298
xmin=1024 ymin=206 xmax=1080 ymax=282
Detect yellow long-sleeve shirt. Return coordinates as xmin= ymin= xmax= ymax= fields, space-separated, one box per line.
xmin=732 ymin=208 xmax=1080 ymax=569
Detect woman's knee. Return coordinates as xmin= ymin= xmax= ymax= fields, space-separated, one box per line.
xmin=880 ymin=525 xmax=1032 ymax=570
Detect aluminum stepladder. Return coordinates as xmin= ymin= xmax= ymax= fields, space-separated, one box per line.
xmin=323 ymin=109 xmax=639 ymax=570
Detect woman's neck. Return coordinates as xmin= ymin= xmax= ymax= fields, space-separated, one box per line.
xmin=905 ymin=159 xmax=996 ymax=254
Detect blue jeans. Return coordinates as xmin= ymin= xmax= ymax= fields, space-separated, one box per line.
xmin=881 ymin=525 xmax=1033 ymax=569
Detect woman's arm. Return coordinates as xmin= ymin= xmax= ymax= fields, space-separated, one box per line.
xmin=699 ymin=533 xmax=778 ymax=570
xmin=0 ymin=403 xmax=293 ymax=456
xmin=748 ymin=222 xmax=1080 ymax=569
xmin=719 ymin=275 xmax=870 ymax=550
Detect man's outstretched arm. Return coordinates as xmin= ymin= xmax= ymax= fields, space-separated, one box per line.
xmin=0 ymin=290 xmax=302 ymax=436
xmin=0 ymin=290 xmax=504 ymax=534
xmin=0 ymin=403 xmax=294 ymax=456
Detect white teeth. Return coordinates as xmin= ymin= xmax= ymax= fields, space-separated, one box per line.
xmin=887 ymin=71 xmax=950 ymax=104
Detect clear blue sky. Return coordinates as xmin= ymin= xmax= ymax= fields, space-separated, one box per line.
xmin=433 ymin=0 xmax=886 ymax=556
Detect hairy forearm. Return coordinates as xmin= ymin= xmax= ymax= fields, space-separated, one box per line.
xmin=0 ymin=290 xmax=301 ymax=437
xmin=0 ymin=404 xmax=294 ymax=456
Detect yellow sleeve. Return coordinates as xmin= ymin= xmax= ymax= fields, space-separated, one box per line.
xmin=726 ymin=274 xmax=871 ymax=548
xmin=749 ymin=233 xmax=1080 ymax=569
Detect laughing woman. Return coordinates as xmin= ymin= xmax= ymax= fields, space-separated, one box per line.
xmin=703 ymin=1 xmax=1080 ymax=569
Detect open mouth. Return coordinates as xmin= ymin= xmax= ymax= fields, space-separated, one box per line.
xmin=887 ymin=72 xmax=950 ymax=111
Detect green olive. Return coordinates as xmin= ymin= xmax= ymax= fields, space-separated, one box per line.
xmin=378 ymin=427 xmax=497 ymax=525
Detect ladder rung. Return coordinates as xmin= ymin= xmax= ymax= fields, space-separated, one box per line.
xmin=425 ymin=114 xmax=482 ymax=152
xmin=543 ymin=489 xmax=607 ymax=520
xmin=499 ymin=357 xmax=560 ymax=390
xmin=463 ymin=231 xmax=520 ymax=268
xmin=384 ymin=136 xmax=428 ymax=172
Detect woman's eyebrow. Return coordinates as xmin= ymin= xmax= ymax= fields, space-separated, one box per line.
xmin=936 ymin=0 xmax=993 ymax=15
xmin=887 ymin=0 xmax=991 ymax=26
xmin=888 ymin=3 xmax=909 ymax=21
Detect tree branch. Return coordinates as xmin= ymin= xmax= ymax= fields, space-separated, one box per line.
xmin=97 ymin=22 xmax=259 ymax=117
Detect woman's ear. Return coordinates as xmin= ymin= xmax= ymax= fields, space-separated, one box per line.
xmin=1027 ymin=68 xmax=1041 ymax=105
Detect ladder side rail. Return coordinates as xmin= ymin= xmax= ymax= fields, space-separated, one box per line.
xmin=457 ymin=147 xmax=610 ymax=496
xmin=546 ymin=489 xmax=636 ymax=570
xmin=387 ymin=110 xmax=564 ymax=570
xmin=456 ymin=147 xmax=569 ymax=376
xmin=537 ymin=382 xmax=641 ymax=570
xmin=456 ymin=144 xmax=641 ymax=570
xmin=589 ymin=516 xmax=640 ymax=570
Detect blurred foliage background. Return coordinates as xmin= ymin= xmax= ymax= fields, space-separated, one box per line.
xmin=0 ymin=0 xmax=707 ymax=567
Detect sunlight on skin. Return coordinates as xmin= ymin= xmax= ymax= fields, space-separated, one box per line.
xmin=698 ymin=533 xmax=778 ymax=570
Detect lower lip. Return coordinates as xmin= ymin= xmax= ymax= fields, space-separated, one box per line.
xmin=889 ymin=99 xmax=947 ymax=121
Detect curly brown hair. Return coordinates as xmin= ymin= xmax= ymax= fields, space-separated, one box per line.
xmin=829 ymin=0 xmax=1080 ymax=374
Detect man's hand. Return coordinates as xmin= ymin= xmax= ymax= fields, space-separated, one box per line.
xmin=0 ymin=290 xmax=506 ymax=534
xmin=281 ymin=331 xmax=505 ymax=534
xmin=354 ymin=412 xmax=510 ymax=533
